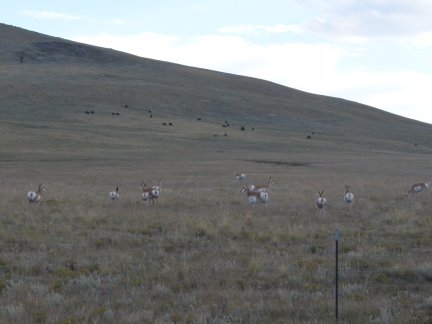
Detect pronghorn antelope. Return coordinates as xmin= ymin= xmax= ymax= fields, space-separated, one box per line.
xmin=151 ymin=181 xmax=161 ymax=204
xmin=344 ymin=185 xmax=354 ymax=210
xmin=27 ymin=184 xmax=46 ymax=203
xmin=109 ymin=186 xmax=119 ymax=200
xmin=315 ymin=190 xmax=327 ymax=215
xmin=407 ymin=182 xmax=430 ymax=195
xmin=140 ymin=181 xmax=161 ymax=205
xmin=253 ymin=176 xmax=276 ymax=193
xmin=235 ymin=171 xmax=246 ymax=182
xmin=240 ymin=185 xmax=269 ymax=205
xmin=139 ymin=181 xmax=152 ymax=203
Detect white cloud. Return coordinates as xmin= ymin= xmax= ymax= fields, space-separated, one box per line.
xmin=217 ymin=24 xmax=304 ymax=35
xmin=301 ymin=0 xmax=432 ymax=39
xmin=110 ymin=19 xmax=127 ymax=25
xmin=349 ymin=71 xmax=432 ymax=122
xmin=191 ymin=4 xmax=211 ymax=14
xmin=21 ymin=10 xmax=81 ymax=21
xmin=409 ymin=32 xmax=432 ymax=49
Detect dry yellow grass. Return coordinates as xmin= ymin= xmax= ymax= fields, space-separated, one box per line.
xmin=1 ymin=23 xmax=432 ymax=323
xmin=1 ymin=152 xmax=431 ymax=323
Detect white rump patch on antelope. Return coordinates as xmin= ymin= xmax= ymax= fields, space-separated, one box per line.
xmin=344 ymin=185 xmax=354 ymax=206
xmin=140 ymin=181 xmax=161 ymax=205
xmin=241 ymin=185 xmax=269 ymax=206
xmin=407 ymin=182 xmax=430 ymax=196
xmin=27 ymin=183 xmax=46 ymax=203
xmin=254 ymin=176 xmax=276 ymax=193
xmin=235 ymin=171 xmax=246 ymax=182
xmin=109 ymin=186 xmax=119 ymax=200
xmin=315 ymin=190 xmax=327 ymax=215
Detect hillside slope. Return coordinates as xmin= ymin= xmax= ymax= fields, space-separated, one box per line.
xmin=1 ymin=23 xmax=431 ymax=167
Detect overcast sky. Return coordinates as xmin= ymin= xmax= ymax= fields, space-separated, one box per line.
xmin=3 ymin=0 xmax=432 ymax=124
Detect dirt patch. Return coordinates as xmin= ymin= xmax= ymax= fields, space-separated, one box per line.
xmin=246 ymin=160 xmax=312 ymax=167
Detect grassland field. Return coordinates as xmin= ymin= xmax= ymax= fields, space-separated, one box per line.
xmin=1 ymin=23 xmax=432 ymax=323
xmin=1 ymin=118 xmax=432 ymax=323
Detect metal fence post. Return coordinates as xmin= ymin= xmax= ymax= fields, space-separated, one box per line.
xmin=336 ymin=228 xmax=340 ymax=320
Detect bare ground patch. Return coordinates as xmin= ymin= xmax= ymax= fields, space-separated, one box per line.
xmin=246 ymin=159 xmax=312 ymax=167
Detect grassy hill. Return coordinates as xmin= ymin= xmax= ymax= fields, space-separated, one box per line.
xmin=1 ymin=23 xmax=432 ymax=323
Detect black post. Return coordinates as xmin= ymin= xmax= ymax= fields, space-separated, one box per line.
xmin=335 ymin=229 xmax=340 ymax=320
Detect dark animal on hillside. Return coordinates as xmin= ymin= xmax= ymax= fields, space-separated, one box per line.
xmin=162 ymin=122 xmax=167 ymax=126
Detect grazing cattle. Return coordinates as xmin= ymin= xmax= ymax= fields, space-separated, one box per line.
xmin=241 ymin=127 xmax=245 ymax=131
xmin=169 ymin=123 xmax=173 ymax=126
xmin=90 ymin=111 xmax=94 ymax=114
xmin=163 ymin=122 xmax=167 ymax=126
xmin=85 ymin=111 xmax=90 ymax=114
xmin=27 ymin=184 xmax=46 ymax=203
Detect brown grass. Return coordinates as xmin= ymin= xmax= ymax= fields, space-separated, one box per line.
xmin=1 ymin=23 xmax=432 ymax=323
xmin=1 ymin=154 xmax=431 ymax=323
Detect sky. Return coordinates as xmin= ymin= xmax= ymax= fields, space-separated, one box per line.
xmin=3 ymin=0 xmax=432 ymax=124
